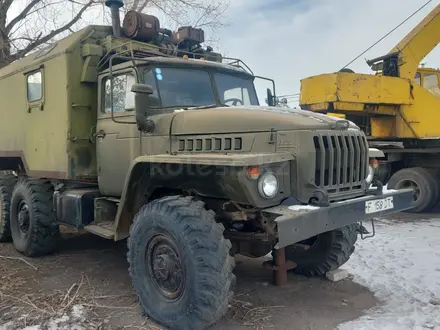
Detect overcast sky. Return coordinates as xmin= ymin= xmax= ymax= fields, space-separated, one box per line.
xmin=214 ymin=0 xmax=440 ymax=106
xmin=8 ymin=0 xmax=440 ymax=107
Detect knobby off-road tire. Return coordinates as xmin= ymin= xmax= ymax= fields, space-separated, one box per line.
xmin=127 ymin=196 xmax=236 ymax=330
xmin=284 ymin=224 xmax=358 ymax=277
xmin=387 ymin=167 xmax=438 ymax=213
xmin=10 ymin=179 xmax=60 ymax=257
xmin=0 ymin=175 xmax=17 ymax=242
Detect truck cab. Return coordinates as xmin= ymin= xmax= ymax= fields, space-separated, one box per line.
xmin=414 ymin=67 xmax=440 ymax=97
xmin=96 ymin=57 xmax=268 ymax=196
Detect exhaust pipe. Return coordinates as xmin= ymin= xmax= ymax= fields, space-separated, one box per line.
xmin=105 ymin=0 xmax=124 ymax=37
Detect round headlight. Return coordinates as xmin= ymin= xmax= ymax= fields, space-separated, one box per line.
xmin=258 ymin=173 xmax=278 ymax=198
xmin=366 ymin=165 xmax=374 ymax=184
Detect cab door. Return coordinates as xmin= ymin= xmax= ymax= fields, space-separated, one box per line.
xmin=96 ymin=69 xmax=140 ymax=196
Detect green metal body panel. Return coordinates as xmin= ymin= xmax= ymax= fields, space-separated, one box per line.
xmin=0 ymin=26 xmax=113 ymax=180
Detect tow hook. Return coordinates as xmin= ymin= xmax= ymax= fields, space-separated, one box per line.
xmin=357 ymin=220 xmax=376 ymax=240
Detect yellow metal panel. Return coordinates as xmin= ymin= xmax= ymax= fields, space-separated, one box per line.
xmin=300 ymin=73 xmax=338 ymax=105
xmin=300 ymin=72 xmax=412 ymax=109
xmin=307 ymin=102 xmax=330 ymax=111
xmin=333 ymin=101 xmax=364 ymax=111
xmin=371 ymin=117 xmax=396 ymax=138
xmin=364 ymin=104 xmax=397 ymax=116
xmin=336 ymin=73 xmax=412 ymax=105
xmin=395 ymin=84 xmax=440 ymax=139
xmin=326 ymin=112 xmax=346 ymax=118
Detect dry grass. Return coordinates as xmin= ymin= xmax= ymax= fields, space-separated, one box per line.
xmin=0 ymin=253 xmax=143 ymax=330
xmin=226 ymin=298 xmax=285 ymax=329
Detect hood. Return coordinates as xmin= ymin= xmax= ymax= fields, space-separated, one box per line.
xmin=170 ymin=105 xmax=359 ymax=135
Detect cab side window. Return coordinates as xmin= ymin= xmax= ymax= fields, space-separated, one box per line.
xmin=423 ymin=73 xmax=440 ymax=97
xmin=27 ymin=70 xmax=43 ymax=103
xmin=104 ymin=73 xmax=136 ymax=113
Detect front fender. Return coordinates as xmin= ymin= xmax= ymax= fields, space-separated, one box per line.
xmin=113 ymin=152 xmax=294 ymax=240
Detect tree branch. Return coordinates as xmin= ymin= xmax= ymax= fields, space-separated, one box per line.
xmin=0 ymin=0 xmax=15 ymax=13
xmin=6 ymin=0 xmax=42 ymax=34
xmin=138 ymin=0 xmax=150 ymax=12
xmin=16 ymin=0 xmax=95 ymax=58
xmin=130 ymin=0 xmax=142 ymax=10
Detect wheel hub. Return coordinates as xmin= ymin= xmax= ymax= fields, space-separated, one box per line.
xmin=147 ymin=234 xmax=185 ymax=301
xmin=17 ymin=200 xmax=30 ymax=237
xmin=399 ymin=180 xmax=420 ymax=202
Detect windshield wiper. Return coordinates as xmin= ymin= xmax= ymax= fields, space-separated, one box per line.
xmin=184 ymin=104 xmax=219 ymax=110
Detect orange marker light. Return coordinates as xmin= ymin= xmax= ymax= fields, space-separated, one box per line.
xmin=370 ymin=159 xmax=379 ymax=169
xmin=183 ymin=55 xmax=189 ymax=59
xmin=247 ymin=167 xmax=260 ymax=179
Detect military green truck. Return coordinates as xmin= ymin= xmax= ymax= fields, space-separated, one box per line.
xmin=0 ymin=1 xmax=414 ymax=329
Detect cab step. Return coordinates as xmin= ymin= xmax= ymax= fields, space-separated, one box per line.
xmin=84 ymin=221 xmax=115 ymax=239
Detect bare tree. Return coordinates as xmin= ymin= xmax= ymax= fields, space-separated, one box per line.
xmin=0 ymin=0 xmax=229 ymax=68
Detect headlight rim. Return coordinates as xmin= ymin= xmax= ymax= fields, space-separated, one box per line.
xmin=257 ymin=172 xmax=279 ymax=199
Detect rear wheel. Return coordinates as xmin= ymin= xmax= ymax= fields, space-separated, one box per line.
xmin=387 ymin=167 xmax=438 ymax=213
xmin=282 ymin=224 xmax=357 ymax=277
xmin=127 ymin=196 xmax=235 ymax=330
xmin=10 ymin=179 xmax=60 ymax=257
xmin=0 ymin=175 xmax=17 ymax=242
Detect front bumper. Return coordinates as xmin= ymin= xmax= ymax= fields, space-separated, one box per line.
xmin=265 ymin=188 xmax=414 ymax=249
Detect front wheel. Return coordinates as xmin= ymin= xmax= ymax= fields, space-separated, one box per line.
xmin=281 ymin=224 xmax=357 ymax=277
xmin=127 ymin=196 xmax=235 ymax=330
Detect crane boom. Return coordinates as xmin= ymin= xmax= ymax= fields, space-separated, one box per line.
xmin=368 ymin=4 xmax=440 ymax=80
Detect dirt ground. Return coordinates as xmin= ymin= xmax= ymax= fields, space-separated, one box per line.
xmin=2 ymin=216 xmax=416 ymax=330
xmin=0 ymin=228 xmax=378 ymax=330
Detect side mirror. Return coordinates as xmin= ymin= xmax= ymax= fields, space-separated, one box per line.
xmin=131 ymin=83 xmax=154 ymax=132
xmin=266 ymin=88 xmax=274 ymax=106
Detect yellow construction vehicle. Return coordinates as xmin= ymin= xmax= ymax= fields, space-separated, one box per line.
xmin=300 ymin=3 xmax=440 ymax=213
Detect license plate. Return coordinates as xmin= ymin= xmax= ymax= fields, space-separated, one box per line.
xmin=365 ymin=197 xmax=394 ymax=214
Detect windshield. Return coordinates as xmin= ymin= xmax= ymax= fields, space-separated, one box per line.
xmin=143 ymin=67 xmax=259 ymax=108
xmin=144 ymin=67 xmax=216 ymax=108
xmin=214 ymin=73 xmax=259 ymax=106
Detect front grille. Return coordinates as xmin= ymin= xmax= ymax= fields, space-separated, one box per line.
xmin=313 ymin=130 xmax=368 ymax=193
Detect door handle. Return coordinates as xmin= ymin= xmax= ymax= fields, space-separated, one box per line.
xmin=95 ymin=130 xmax=106 ymax=139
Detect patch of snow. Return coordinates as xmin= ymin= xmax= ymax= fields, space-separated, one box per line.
xmin=369 ymin=184 xmax=398 ymax=194
xmin=0 ymin=322 xmax=14 ymax=330
xmin=381 ymin=184 xmax=397 ymax=193
xmin=1 ymin=304 xmax=87 ymax=330
xmin=338 ymin=219 xmax=440 ymax=330
xmin=47 ymin=314 xmax=71 ymax=330
xmin=71 ymin=305 xmax=85 ymax=319
xmin=326 ymin=268 xmax=349 ymax=282
xmin=288 ymin=204 xmax=320 ymax=211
